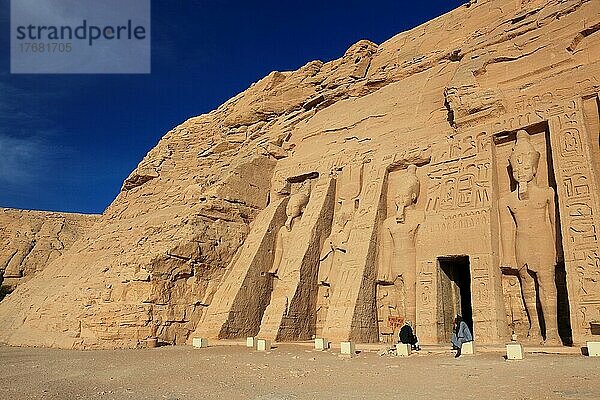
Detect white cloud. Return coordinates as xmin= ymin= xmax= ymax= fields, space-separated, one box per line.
xmin=0 ymin=133 xmax=50 ymax=185
xmin=0 ymin=78 xmax=68 ymax=187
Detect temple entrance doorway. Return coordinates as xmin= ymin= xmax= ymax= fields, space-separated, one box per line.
xmin=438 ymin=256 xmax=473 ymax=342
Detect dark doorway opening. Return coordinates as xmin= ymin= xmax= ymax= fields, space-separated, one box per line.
xmin=438 ymin=256 xmax=473 ymax=342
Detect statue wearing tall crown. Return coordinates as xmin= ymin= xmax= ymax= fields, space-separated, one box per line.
xmin=499 ymin=130 xmax=560 ymax=345
xmin=377 ymin=165 xmax=423 ymax=333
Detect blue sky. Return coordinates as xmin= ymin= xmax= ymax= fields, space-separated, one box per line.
xmin=0 ymin=0 xmax=464 ymax=214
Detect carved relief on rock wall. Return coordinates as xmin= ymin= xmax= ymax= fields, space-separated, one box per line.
xmin=485 ymin=96 xmax=600 ymax=345
xmin=257 ymin=168 xmax=340 ymax=341
xmin=502 ymin=274 xmax=529 ymax=339
xmin=315 ymin=162 xmax=363 ymax=337
xmin=470 ymin=256 xmax=495 ymax=340
xmin=443 ymin=51 xmax=506 ymax=130
xmin=265 ymin=176 xmax=316 ymax=292
xmin=547 ymin=99 xmax=600 ymax=343
xmin=427 ymin=132 xmax=492 ymax=212
xmin=376 ymin=164 xmax=426 ymax=339
xmin=267 ymin=192 xmax=311 ymax=278
xmin=497 ymin=129 xmax=562 ymax=345
xmin=197 ymin=96 xmax=598 ymax=345
xmin=192 ymin=170 xmax=321 ymax=342
xmin=416 ymin=128 xmax=509 ymax=344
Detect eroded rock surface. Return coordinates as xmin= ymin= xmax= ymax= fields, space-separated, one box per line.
xmin=0 ymin=209 xmax=99 ymax=300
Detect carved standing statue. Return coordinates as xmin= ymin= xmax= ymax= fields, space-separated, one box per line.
xmin=318 ymin=200 xmax=356 ymax=280
xmin=258 ymin=190 xmax=311 ymax=338
xmin=268 ymin=192 xmax=310 ymax=278
xmin=315 ymin=163 xmax=362 ymax=335
xmin=499 ymin=130 xmax=560 ymax=345
xmin=377 ymin=165 xmax=423 ymax=333
xmin=318 ymin=163 xmax=363 ymax=284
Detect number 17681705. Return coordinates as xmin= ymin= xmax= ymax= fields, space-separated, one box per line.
xmin=19 ymin=42 xmax=72 ymax=53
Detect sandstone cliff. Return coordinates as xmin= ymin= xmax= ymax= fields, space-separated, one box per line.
xmin=0 ymin=208 xmax=99 ymax=300
xmin=0 ymin=0 xmax=598 ymax=348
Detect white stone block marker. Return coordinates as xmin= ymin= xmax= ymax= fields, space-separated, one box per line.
xmin=256 ymin=339 xmax=271 ymax=351
xmin=506 ymin=343 xmax=524 ymax=360
xmin=396 ymin=343 xmax=411 ymax=357
xmin=340 ymin=341 xmax=355 ymax=356
xmin=587 ymin=342 xmax=600 ymax=357
xmin=315 ymin=338 xmax=329 ymax=350
xmin=192 ymin=338 xmax=208 ymax=348
xmin=461 ymin=341 xmax=475 ymax=355
xmin=246 ymin=337 xmax=256 ymax=348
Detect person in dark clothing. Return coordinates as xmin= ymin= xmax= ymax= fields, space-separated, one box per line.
xmin=451 ymin=315 xmax=473 ymax=358
xmin=398 ymin=320 xmax=420 ymax=351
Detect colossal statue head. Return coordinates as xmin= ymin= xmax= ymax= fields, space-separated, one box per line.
xmin=394 ymin=164 xmax=420 ymax=223
xmin=284 ymin=192 xmax=310 ymax=230
xmin=509 ymin=130 xmax=540 ymax=199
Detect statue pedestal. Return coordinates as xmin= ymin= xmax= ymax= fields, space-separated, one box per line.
xmin=586 ymin=342 xmax=600 ymax=357
xmin=506 ymin=343 xmax=524 ymax=360
xmin=461 ymin=341 xmax=475 ymax=355
xmin=396 ymin=343 xmax=411 ymax=356
xmin=192 ymin=338 xmax=208 ymax=348
xmin=314 ymin=338 xmax=329 ymax=350
xmin=256 ymin=339 xmax=271 ymax=351
xmin=340 ymin=341 xmax=355 ymax=356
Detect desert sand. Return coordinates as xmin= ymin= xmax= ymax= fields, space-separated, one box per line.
xmin=1 ymin=343 xmax=599 ymax=400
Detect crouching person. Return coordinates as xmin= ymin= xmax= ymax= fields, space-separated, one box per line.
xmin=399 ymin=320 xmax=420 ymax=351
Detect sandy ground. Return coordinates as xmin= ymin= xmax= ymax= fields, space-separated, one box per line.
xmin=1 ymin=343 xmax=599 ymax=400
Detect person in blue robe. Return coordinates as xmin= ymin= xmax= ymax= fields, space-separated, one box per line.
xmin=451 ymin=315 xmax=472 ymax=358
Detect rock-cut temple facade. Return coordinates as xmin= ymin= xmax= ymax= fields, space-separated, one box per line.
xmin=0 ymin=0 xmax=599 ymax=349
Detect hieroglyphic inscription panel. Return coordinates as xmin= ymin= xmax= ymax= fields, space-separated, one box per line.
xmin=470 ymin=255 xmax=499 ymax=341
xmin=419 ymin=130 xmax=495 ymax=258
xmin=416 ymin=260 xmax=437 ymax=343
xmin=427 ymin=132 xmax=492 ymax=212
xmin=548 ymin=99 xmax=600 ymax=343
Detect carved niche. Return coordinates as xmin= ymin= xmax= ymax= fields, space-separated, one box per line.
xmin=497 ymin=129 xmax=563 ymax=345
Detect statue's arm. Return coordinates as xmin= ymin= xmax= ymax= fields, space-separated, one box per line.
xmin=378 ymin=222 xmax=393 ymax=281
xmin=547 ymin=187 xmax=558 ymax=262
xmin=338 ymin=217 xmax=354 ymax=251
xmin=319 ymin=236 xmax=333 ymax=260
xmin=499 ymin=196 xmax=517 ymax=269
xmin=269 ymin=228 xmax=285 ymax=275
xmin=547 ymin=187 xmax=556 ymax=233
xmin=414 ymin=218 xmax=422 ymax=237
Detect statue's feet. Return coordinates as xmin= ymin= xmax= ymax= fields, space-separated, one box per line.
xmin=525 ymin=330 xmax=544 ymax=345
xmin=543 ymin=334 xmax=563 ymax=347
